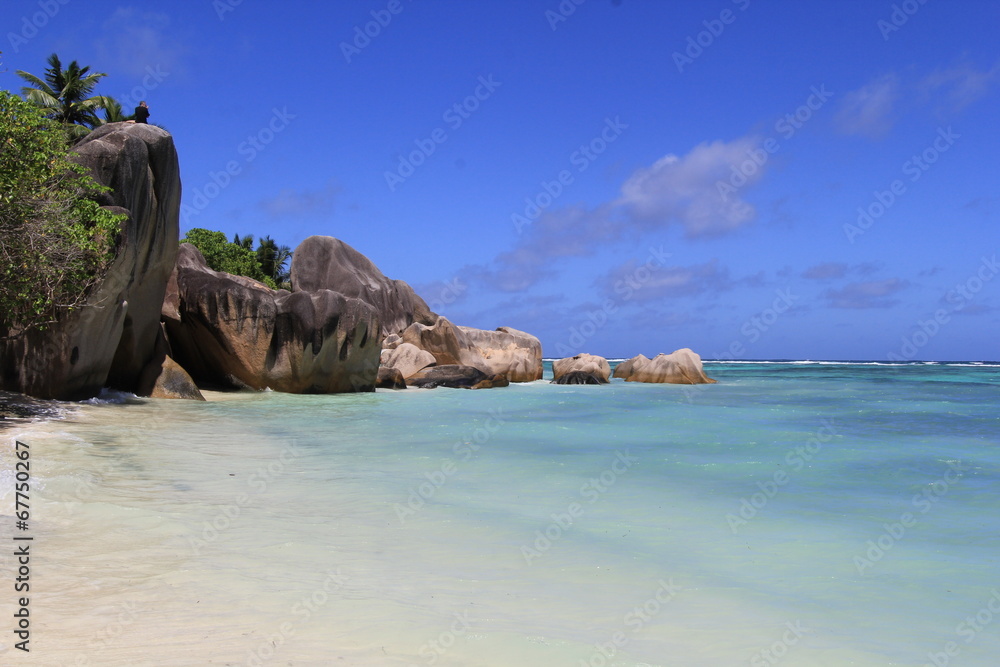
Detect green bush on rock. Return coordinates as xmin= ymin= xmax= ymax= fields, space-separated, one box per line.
xmin=0 ymin=90 xmax=125 ymax=337
xmin=180 ymin=228 xmax=278 ymax=289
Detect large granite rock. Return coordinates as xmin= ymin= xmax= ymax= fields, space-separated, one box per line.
xmin=552 ymin=354 xmax=611 ymax=384
xmin=134 ymin=325 xmax=204 ymax=400
xmin=290 ymin=235 xmax=435 ymax=337
xmin=552 ymin=370 xmax=606 ymax=385
xmin=613 ymin=354 xmax=650 ymax=379
xmin=458 ymin=326 xmax=543 ymax=382
xmin=618 ymin=349 xmax=716 ymax=384
xmin=406 ymin=365 xmax=508 ymax=390
xmin=382 ymin=333 xmax=402 ymax=350
xmin=381 ymin=342 xmax=436 ymax=379
xmin=398 ymin=317 xmax=542 ymax=382
xmin=376 ymin=366 xmax=407 ymax=390
xmin=399 ymin=317 xmax=490 ymax=372
xmin=149 ymin=355 xmax=205 ymax=400
xmin=164 ymin=244 xmax=381 ymax=393
xmin=0 ymin=123 xmax=179 ymax=400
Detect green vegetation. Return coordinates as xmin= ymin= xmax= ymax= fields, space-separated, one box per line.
xmin=255 ymin=235 xmax=293 ymax=285
xmin=0 ymin=91 xmax=125 ymax=337
xmin=181 ymin=229 xmax=293 ymax=290
xmin=16 ymin=53 xmax=115 ymax=141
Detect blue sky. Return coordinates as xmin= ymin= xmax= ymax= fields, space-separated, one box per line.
xmin=4 ymin=0 xmax=999 ymax=360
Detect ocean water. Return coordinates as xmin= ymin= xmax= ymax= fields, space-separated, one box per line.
xmin=1 ymin=361 xmax=999 ymax=666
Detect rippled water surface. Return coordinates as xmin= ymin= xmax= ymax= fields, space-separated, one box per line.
xmin=1 ymin=362 xmax=998 ymax=666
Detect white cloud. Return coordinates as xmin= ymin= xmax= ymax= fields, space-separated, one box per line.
xmin=616 ymin=138 xmax=762 ymax=237
xmin=463 ymin=136 xmax=766 ymax=293
xmin=824 ymin=278 xmax=908 ymax=309
xmin=259 ymin=181 xmax=341 ymax=218
xmin=920 ymin=61 xmax=1000 ymax=112
xmin=598 ymin=258 xmax=733 ymax=301
xmin=835 ymin=74 xmax=900 ymax=139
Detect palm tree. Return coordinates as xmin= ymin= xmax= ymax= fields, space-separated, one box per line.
xmin=233 ymin=233 xmax=254 ymax=250
xmin=273 ymin=245 xmax=293 ymax=285
xmin=98 ymin=98 xmax=132 ymax=124
xmin=17 ymin=53 xmax=113 ymax=140
xmin=256 ymin=236 xmax=293 ymax=284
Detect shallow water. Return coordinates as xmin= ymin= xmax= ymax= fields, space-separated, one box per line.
xmin=1 ymin=362 xmax=998 ymax=666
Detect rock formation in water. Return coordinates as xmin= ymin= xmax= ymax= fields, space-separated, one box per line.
xmin=376 ymin=366 xmax=407 ymax=390
xmin=396 ymin=317 xmax=543 ymax=383
xmin=552 ymin=354 xmax=611 ymax=384
xmin=457 ymin=326 xmax=543 ymax=382
xmin=0 ymin=123 xmax=180 ymax=400
xmin=290 ymin=235 xmax=436 ymax=337
xmin=381 ymin=342 xmax=437 ymax=379
xmin=612 ymin=354 xmax=649 ymax=380
xmin=616 ymin=348 xmax=716 ymax=384
xmin=551 ymin=370 xmax=606 ymax=385
xmin=164 ymin=244 xmax=381 ymax=393
xmin=406 ymin=365 xmax=509 ymax=390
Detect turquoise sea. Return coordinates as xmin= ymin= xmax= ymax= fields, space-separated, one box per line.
xmin=2 ymin=361 xmax=998 ymax=666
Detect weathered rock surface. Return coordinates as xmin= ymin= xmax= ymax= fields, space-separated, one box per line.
xmin=134 ymin=325 xmax=204 ymax=400
xmin=613 ymin=354 xmax=650 ymax=379
xmin=164 ymin=244 xmax=381 ymax=393
xmin=290 ymin=235 xmax=435 ymax=337
xmin=382 ymin=333 xmax=402 ymax=350
xmin=552 ymin=354 xmax=611 ymax=384
xmin=406 ymin=365 xmax=508 ymax=389
xmin=0 ymin=123 xmax=179 ymax=400
xmin=458 ymin=326 xmax=543 ymax=382
xmin=150 ymin=355 xmax=206 ymax=400
xmin=618 ymin=349 xmax=716 ymax=384
xmin=381 ymin=342 xmax=436 ymax=379
xmin=399 ymin=317 xmax=542 ymax=382
xmin=400 ymin=317 xmax=490 ymax=371
xmin=376 ymin=366 xmax=407 ymax=390
xmin=552 ymin=370 xmax=606 ymax=385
